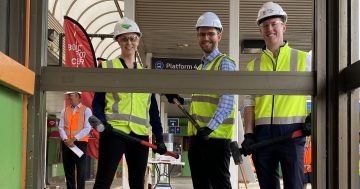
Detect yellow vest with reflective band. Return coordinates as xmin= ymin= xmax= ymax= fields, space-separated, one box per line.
xmin=188 ymin=54 xmax=236 ymax=139
xmin=102 ymin=58 xmax=151 ymax=135
xmin=247 ymin=43 xmax=308 ymax=126
xmin=64 ymin=104 xmax=89 ymax=142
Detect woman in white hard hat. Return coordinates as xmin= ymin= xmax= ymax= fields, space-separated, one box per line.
xmin=92 ymin=17 xmax=167 ymax=189
xmin=241 ymin=2 xmax=312 ymax=189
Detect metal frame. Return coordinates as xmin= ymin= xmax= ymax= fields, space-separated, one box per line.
xmin=23 ymin=0 xmax=360 ymax=188
xmin=26 ymin=0 xmax=48 ymax=188
xmin=313 ymin=0 xmax=327 ymax=188
xmin=341 ymin=60 xmax=360 ymax=91
xmin=40 ymin=67 xmax=314 ymax=95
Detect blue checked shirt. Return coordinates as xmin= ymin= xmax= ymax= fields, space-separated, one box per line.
xmin=200 ymin=48 xmax=237 ymax=130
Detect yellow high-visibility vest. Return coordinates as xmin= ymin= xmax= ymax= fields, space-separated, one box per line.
xmin=247 ymin=43 xmax=309 ymax=126
xmin=188 ymin=54 xmax=236 ymax=139
xmin=102 ymin=58 xmax=151 ymax=135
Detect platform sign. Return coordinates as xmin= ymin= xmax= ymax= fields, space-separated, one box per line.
xmin=152 ymin=57 xmax=201 ymax=70
xmin=168 ymin=118 xmax=179 ymax=127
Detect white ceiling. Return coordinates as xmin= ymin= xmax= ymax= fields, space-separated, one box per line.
xmin=48 ymin=0 xmax=124 ymax=61
xmin=135 ymin=0 xmax=313 ymax=68
xmin=48 ymin=0 xmax=313 ymax=68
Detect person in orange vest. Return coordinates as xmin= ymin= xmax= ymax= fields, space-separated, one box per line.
xmin=304 ymin=136 xmax=312 ymax=189
xmin=59 ymin=91 xmax=92 ymax=189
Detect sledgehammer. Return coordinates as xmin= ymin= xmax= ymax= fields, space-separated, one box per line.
xmin=230 ymin=130 xmax=304 ymax=165
xmin=88 ymin=116 xmax=179 ymax=159
xmin=172 ymin=98 xmax=209 ymax=140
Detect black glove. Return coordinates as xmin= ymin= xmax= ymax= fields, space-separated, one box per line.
xmin=164 ymin=94 xmax=184 ymax=104
xmin=153 ymin=141 xmax=167 ymax=155
xmin=241 ymin=133 xmax=256 ymax=156
xmin=103 ymin=121 xmax=114 ymax=133
xmin=302 ymin=113 xmax=311 ymax=136
xmin=197 ymin=127 xmax=213 ymax=140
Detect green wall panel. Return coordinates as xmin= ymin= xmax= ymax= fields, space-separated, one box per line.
xmin=0 ymin=85 xmax=23 ymax=189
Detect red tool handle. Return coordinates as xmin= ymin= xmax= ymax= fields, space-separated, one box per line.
xmin=140 ymin=141 xmax=179 ymax=159
xmin=88 ymin=116 xmax=179 ymax=159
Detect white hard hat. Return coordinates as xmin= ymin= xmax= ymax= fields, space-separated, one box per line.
xmin=256 ymin=2 xmax=287 ymax=26
xmin=113 ymin=17 xmax=142 ymax=40
xmin=195 ymin=12 xmax=223 ymax=32
xmin=65 ymin=91 xmax=82 ymax=95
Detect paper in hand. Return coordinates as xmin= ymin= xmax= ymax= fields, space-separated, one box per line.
xmin=69 ymin=145 xmax=84 ymax=158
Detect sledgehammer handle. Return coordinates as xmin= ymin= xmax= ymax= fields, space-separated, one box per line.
xmin=89 ymin=116 xmax=179 ymax=159
xmin=239 ymin=130 xmax=303 ymax=154
xmin=108 ymin=127 xmax=179 ymax=159
xmin=173 ymin=98 xmax=201 ymax=130
xmin=139 ymin=140 xmax=179 ymax=158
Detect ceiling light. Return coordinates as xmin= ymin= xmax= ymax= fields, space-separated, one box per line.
xmin=241 ymin=39 xmax=265 ymax=54
xmin=177 ymin=43 xmax=189 ymax=48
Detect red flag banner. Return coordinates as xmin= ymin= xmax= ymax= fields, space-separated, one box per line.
xmin=63 ymin=16 xmax=99 ymax=159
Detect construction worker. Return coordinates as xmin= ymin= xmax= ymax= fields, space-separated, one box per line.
xmin=92 ymin=17 xmax=167 ymax=189
xmin=188 ymin=12 xmax=236 ymax=189
xmin=59 ymin=91 xmax=92 ymax=189
xmin=242 ymin=2 xmax=312 ymax=189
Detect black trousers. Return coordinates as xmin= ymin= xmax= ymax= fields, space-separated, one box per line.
xmin=253 ymin=124 xmax=306 ymax=189
xmin=188 ymin=136 xmax=232 ymax=189
xmin=61 ymin=141 xmax=88 ymax=189
xmin=93 ymin=131 xmax=149 ymax=189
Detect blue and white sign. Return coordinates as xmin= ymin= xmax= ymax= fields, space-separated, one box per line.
xmin=152 ymin=57 xmax=201 ymax=70
xmin=168 ymin=118 xmax=179 ymax=127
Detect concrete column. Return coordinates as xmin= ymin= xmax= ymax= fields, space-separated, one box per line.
xmin=146 ymin=52 xmax=153 ymax=68
xmin=124 ymin=0 xmax=135 ymax=19
xmin=122 ymin=2 xmax=135 ymax=189
xmin=228 ymin=0 xmax=239 ymax=188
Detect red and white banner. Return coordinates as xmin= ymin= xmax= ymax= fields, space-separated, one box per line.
xmin=64 ymin=16 xmax=99 ymax=160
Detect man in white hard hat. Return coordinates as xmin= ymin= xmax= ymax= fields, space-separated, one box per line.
xmin=186 ymin=12 xmax=236 ymax=189
xmin=241 ymin=2 xmax=312 ymax=189
xmin=92 ymin=17 xmax=167 ymax=189
xmin=59 ymin=91 xmax=92 ymax=189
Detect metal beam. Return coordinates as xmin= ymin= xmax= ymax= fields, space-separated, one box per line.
xmin=27 ymin=0 xmax=48 ymax=188
xmin=40 ymin=67 xmax=314 ymax=95
xmin=314 ymin=0 xmax=327 ymax=188
xmin=341 ymin=60 xmax=360 ymax=91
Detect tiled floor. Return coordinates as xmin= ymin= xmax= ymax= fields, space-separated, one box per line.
xmin=49 ymin=176 xmax=312 ymax=189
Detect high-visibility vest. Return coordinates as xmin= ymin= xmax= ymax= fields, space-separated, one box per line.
xmin=64 ymin=104 xmax=89 ymax=142
xmin=188 ymin=54 xmax=236 ymax=139
xmin=247 ymin=43 xmax=309 ymax=126
xmin=102 ymin=58 xmax=151 ymax=135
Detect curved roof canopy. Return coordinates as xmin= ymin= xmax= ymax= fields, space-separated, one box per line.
xmin=48 ymin=0 xmax=124 ymax=60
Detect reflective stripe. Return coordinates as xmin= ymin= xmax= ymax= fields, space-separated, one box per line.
xmin=254 ymin=49 xmax=299 ymax=71
xmin=112 ymin=92 xmax=120 ymax=113
xmin=105 ymin=60 xmax=113 ymax=68
xmin=254 ymin=57 xmax=261 ymax=71
xmin=290 ymin=49 xmax=298 ymax=71
xmin=191 ymin=96 xmax=219 ymax=105
xmin=146 ymin=95 xmax=151 ymax=124
xmin=77 ymin=106 xmax=85 ymax=130
xmin=255 ymin=116 xmax=305 ymax=125
xmin=106 ymin=113 xmax=148 ymax=126
xmin=210 ymin=55 xmax=224 ymax=70
xmin=191 ymin=114 xmax=234 ymax=125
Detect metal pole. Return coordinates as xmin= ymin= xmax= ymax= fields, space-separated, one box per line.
xmin=59 ymin=33 xmax=64 ymax=66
